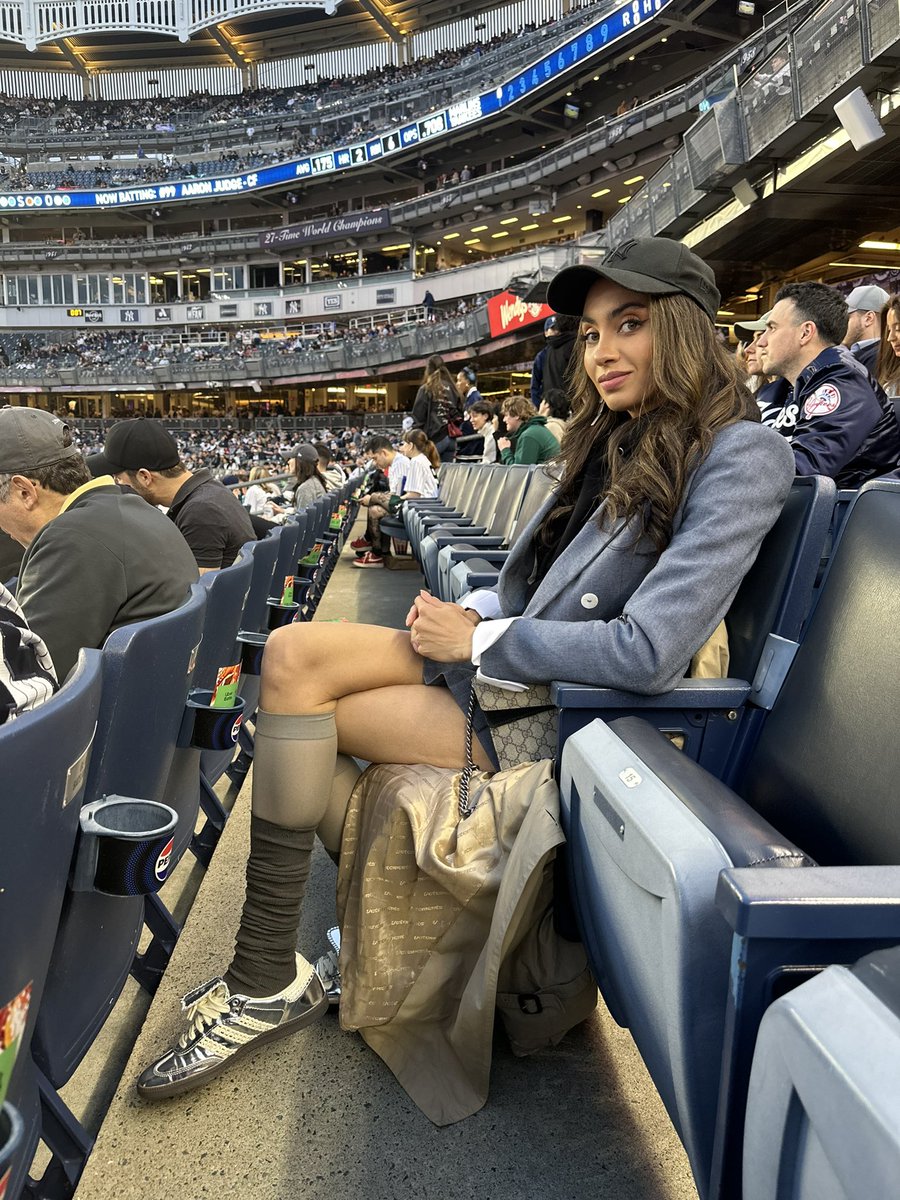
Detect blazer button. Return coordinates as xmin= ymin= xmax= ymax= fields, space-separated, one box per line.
xmin=580 ymin=593 xmax=599 ymax=609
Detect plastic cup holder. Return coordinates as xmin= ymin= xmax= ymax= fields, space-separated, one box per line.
xmin=238 ymin=630 xmax=268 ymax=676
xmin=184 ymin=689 xmax=245 ymax=750
xmin=72 ymin=795 xmax=179 ymax=896
xmin=266 ymin=599 xmax=300 ymax=630
xmin=0 ymin=1102 xmax=24 ymax=1174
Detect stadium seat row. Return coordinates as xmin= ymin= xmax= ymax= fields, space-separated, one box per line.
xmin=0 ymin=481 xmax=358 ymax=1200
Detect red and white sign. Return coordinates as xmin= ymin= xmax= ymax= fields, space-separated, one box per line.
xmin=486 ymin=290 xmax=554 ymax=338
xmin=803 ymin=383 xmax=842 ymax=418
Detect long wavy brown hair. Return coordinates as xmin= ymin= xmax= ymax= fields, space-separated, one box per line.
xmin=421 ymin=354 xmax=460 ymax=402
xmin=875 ymin=295 xmax=900 ymax=394
xmin=545 ymin=292 xmax=760 ymax=553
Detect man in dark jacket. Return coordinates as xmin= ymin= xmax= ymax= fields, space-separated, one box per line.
xmin=531 ymin=314 xmax=580 ymax=407
xmin=0 ymin=407 xmax=198 ymax=679
xmin=101 ymin=419 xmax=255 ymax=572
xmin=757 ymin=282 xmax=900 ymax=487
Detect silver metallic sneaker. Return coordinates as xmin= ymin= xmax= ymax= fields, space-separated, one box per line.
xmin=314 ymin=926 xmax=342 ymax=1008
xmin=136 ymin=954 xmax=327 ymax=1100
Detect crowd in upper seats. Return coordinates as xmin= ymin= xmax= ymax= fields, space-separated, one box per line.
xmin=0 ymin=304 xmax=485 ymax=380
xmin=0 ymin=17 xmax=571 ymax=141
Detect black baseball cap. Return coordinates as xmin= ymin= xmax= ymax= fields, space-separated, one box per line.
xmin=547 ymin=237 xmax=721 ymax=323
xmin=102 ymin=419 xmax=181 ymax=473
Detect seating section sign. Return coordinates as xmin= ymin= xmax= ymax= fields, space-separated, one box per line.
xmin=486 ymin=290 xmax=555 ymax=338
xmin=0 ymin=0 xmax=674 ymax=213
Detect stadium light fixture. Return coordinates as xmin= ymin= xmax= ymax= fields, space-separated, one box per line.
xmin=443 ymin=232 xmax=460 ymax=239
xmin=521 ymin=223 xmax=539 ymax=231
xmin=491 ymin=231 xmax=509 ymax=238
xmin=464 ymin=238 xmax=481 ymax=245
xmin=859 ymin=240 xmax=900 ymax=251
xmin=500 ymin=217 xmax=518 ymax=225
xmin=471 ymin=225 xmax=488 ymax=232
xmin=591 ymin=187 xmax=611 ymax=198
xmin=552 ymin=215 xmax=572 ymax=223
xmin=623 ymin=175 xmax=644 ymax=186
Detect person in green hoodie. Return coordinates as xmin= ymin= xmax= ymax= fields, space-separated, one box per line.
xmin=497 ymin=393 xmax=560 ymax=465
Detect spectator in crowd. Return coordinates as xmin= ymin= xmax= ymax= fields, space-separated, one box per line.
xmin=412 ymin=355 xmax=462 ymax=463
xmin=101 ymin=419 xmax=256 ymax=572
xmin=0 ymin=408 xmax=197 ymax=679
xmin=756 ymin=282 xmax=900 ymax=486
xmin=531 ymin=314 xmax=579 ymax=407
xmin=314 ymin=442 xmax=347 ymax=489
xmin=538 ymin=387 xmax=571 ymax=445
xmin=244 ymin=465 xmax=285 ymax=520
xmin=456 ymin=366 xmax=483 ymax=409
xmin=467 ymin=400 xmax=499 ymax=463
xmin=496 ymin=393 xmax=560 ymax=465
xmin=397 ymin=429 xmax=440 ymax=496
xmin=735 ymin=312 xmax=792 ymax=415
xmin=842 ymin=285 xmax=890 ymax=375
xmin=289 ymin=444 xmax=330 ymax=511
xmin=134 ymin=238 xmax=795 ymax=1104
xmin=351 ymin=435 xmax=410 ymax=567
xmin=541 ymin=313 xmax=580 ymax=397
xmin=875 ymin=293 xmax=900 ymax=397
xmin=0 ymin=580 xmax=56 ymax=723
xmin=423 ymin=290 xmax=436 ymax=321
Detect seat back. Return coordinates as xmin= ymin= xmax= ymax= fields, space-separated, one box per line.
xmin=743 ymin=945 xmax=900 ymax=1200
xmin=740 ymin=480 xmax=900 ymax=865
xmin=276 ymin=514 xmax=304 ymax=583
xmin=484 ymin=465 xmax=533 ymax=541
xmin=467 ymin=465 xmax=505 ymax=527
xmin=240 ymin=531 xmax=281 ymax=634
xmin=32 ymin=588 xmax=207 ymax=1087
xmin=1 ymin=652 xmax=102 ymax=1194
xmin=725 ymin=475 xmax=835 ymax=681
xmin=193 ymin=548 xmax=254 ymax=689
xmin=508 ymin=466 xmax=556 ymax=546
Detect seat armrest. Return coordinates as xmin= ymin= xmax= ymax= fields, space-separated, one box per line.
xmin=716 ymin=867 xmax=900 ymax=940
xmin=432 ymin=527 xmax=489 ymax=546
xmin=445 ymin=537 xmax=506 ymax=550
xmin=464 ymin=569 xmax=501 ymax=588
xmin=448 ymin=547 xmax=510 ymax=563
xmin=551 ymin=678 xmax=752 ymax=709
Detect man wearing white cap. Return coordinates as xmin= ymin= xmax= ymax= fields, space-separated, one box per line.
xmin=842 ymin=284 xmax=890 ymax=375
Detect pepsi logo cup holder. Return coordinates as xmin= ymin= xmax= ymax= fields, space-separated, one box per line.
xmin=182 ymin=689 xmax=245 ymax=750
xmin=0 ymin=1102 xmax=24 ymax=1174
xmin=237 ymin=630 xmax=268 ymax=676
xmin=72 ymin=795 xmax=179 ymax=897
xmin=266 ymin=598 xmax=300 ymax=630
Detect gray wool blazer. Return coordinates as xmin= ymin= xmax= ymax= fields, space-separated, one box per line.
xmin=479 ymin=420 xmax=796 ymax=694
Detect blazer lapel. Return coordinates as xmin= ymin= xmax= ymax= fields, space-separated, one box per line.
xmin=525 ymin=505 xmax=630 ymax=614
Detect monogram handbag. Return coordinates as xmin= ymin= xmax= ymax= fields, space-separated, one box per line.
xmin=471 ymin=678 xmax=557 ymax=772
xmin=469 ymin=618 xmax=731 ymax=774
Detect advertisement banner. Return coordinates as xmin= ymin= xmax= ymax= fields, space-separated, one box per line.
xmin=486 ymin=291 xmax=555 ymax=338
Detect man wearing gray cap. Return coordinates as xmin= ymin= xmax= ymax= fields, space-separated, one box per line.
xmin=0 ymin=407 xmax=197 ymax=679
xmin=842 ymin=284 xmax=891 ymax=375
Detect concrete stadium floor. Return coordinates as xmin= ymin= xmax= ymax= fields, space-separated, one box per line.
xmin=68 ymin=529 xmax=698 ymax=1200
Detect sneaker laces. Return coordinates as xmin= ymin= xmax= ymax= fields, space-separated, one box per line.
xmin=178 ymin=982 xmax=232 ymax=1049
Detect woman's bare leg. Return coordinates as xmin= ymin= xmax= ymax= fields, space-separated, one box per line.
xmin=227 ymin=621 xmax=489 ymax=997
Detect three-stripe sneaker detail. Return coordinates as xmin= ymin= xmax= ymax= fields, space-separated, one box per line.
xmin=136 ymin=953 xmax=327 ymax=1100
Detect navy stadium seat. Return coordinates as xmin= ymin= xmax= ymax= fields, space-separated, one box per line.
xmin=742 ymin=944 xmax=900 ymax=1200
xmin=558 ymin=478 xmax=900 ymax=1200
xmin=0 ymin=651 xmax=102 ymax=1200
xmin=30 ymin=586 xmax=207 ymax=1111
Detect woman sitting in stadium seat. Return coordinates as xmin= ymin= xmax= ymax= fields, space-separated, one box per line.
xmin=136 ymin=237 xmax=795 ymax=1102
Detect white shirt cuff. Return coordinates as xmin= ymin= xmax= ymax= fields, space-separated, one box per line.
xmin=470 ymin=617 xmax=528 ymax=691
xmin=459 ymin=589 xmax=503 ymax=620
